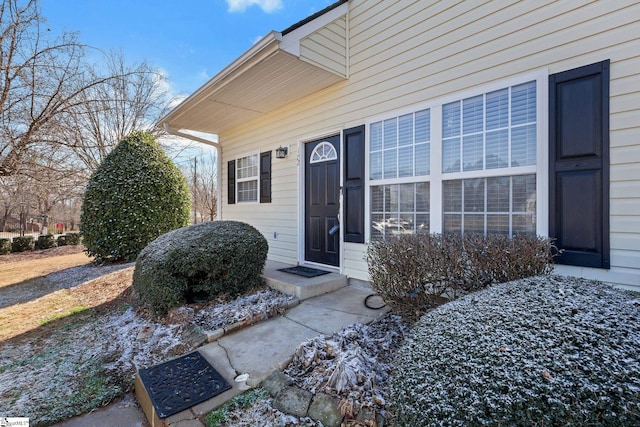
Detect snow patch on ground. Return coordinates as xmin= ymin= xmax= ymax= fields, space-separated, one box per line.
xmin=283 ymin=314 xmax=409 ymax=421
xmin=0 ymin=285 xmax=293 ymax=425
xmin=193 ymin=289 xmax=293 ymax=331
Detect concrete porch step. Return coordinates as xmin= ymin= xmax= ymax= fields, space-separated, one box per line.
xmin=262 ymin=260 xmax=347 ymax=300
xmin=132 ymin=285 xmax=387 ymax=427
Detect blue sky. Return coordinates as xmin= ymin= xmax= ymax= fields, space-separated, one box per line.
xmin=41 ymin=0 xmax=337 ymax=97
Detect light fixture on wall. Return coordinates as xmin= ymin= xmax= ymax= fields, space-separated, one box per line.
xmin=275 ymin=146 xmax=288 ymax=159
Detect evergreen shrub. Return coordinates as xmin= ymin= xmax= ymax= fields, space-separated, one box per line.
xmin=80 ymin=131 xmax=190 ymax=262
xmin=0 ymin=238 xmax=10 ymax=255
xmin=11 ymin=236 xmax=34 ymax=252
xmin=366 ymin=233 xmax=555 ymax=320
xmin=65 ymin=233 xmax=81 ymax=245
xmin=389 ymin=277 xmax=640 ymax=426
xmin=35 ymin=234 xmax=57 ymax=250
xmin=133 ymin=221 xmax=268 ymax=316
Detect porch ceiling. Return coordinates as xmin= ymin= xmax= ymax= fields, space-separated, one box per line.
xmin=162 ymin=37 xmax=346 ymax=136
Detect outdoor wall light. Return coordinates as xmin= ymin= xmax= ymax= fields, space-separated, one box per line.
xmin=275 ymin=146 xmax=288 ymax=159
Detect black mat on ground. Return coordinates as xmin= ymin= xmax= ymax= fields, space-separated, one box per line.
xmin=278 ymin=266 xmax=331 ymax=278
xmin=138 ymin=351 xmax=231 ymax=419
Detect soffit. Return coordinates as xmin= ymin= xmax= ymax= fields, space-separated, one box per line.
xmin=164 ymin=43 xmax=346 ymax=136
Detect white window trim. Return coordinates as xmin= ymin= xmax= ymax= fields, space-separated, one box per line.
xmin=235 ymin=151 xmax=260 ymax=204
xmin=365 ymin=69 xmax=549 ymax=242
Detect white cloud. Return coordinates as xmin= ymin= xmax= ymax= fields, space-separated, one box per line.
xmin=197 ymin=69 xmax=210 ymax=82
xmin=226 ymin=0 xmax=283 ymax=13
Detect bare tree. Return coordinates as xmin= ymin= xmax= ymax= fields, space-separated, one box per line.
xmin=185 ymin=148 xmax=218 ymax=223
xmin=0 ymin=0 xmax=108 ymax=176
xmin=0 ymin=0 xmax=174 ymax=177
xmin=0 ymin=176 xmax=18 ymax=231
xmin=0 ymin=0 xmax=185 ymax=237
xmin=60 ymin=50 xmax=175 ymax=170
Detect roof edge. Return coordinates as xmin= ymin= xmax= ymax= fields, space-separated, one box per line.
xmin=159 ymin=31 xmax=282 ymax=128
xmin=281 ymin=0 xmax=348 ymax=35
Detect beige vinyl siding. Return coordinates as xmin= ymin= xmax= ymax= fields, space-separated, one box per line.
xmin=223 ymin=142 xmax=300 ymax=264
xmin=300 ymin=16 xmax=348 ymax=78
xmin=217 ymin=0 xmax=639 ymax=287
xmin=343 ymin=242 xmax=368 ymax=281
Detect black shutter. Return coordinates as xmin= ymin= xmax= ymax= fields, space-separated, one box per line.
xmin=227 ymin=160 xmax=236 ymax=205
xmin=343 ymin=125 xmax=365 ymax=243
xmin=260 ymin=151 xmax=272 ymax=203
xmin=549 ymin=59 xmax=610 ymax=268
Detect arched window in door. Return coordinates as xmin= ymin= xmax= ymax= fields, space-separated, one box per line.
xmin=309 ymin=141 xmax=337 ymax=164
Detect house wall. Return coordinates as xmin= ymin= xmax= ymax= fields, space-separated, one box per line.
xmin=300 ymin=15 xmax=348 ymax=78
xmin=220 ymin=0 xmax=640 ymax=288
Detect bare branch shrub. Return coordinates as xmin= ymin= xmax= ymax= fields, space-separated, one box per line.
xmin=366 ymin=233 xmax=556 ymax=321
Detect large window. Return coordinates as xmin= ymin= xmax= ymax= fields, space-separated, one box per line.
xmin=370 ymin=109 xmax=430 ymax=179
xmin=368 ymin=77 xmax=540 ymax=240
xmin=236 ymin=154 xmax=258 ymax=203
xmin=369 ymin=109 xmax=431 ymax=238
xmin=371 ymin=183 xmax=430 ymax=239
xmin=443 ymin=175 xmax=536 ymax=235
xmin=442 ymin=81 xmax=537 ymax=173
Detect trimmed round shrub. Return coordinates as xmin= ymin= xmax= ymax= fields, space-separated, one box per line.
xmin=11 ymin=236 xmax=34 ymax=252
xmin=133 ymin=221 xmax=268 ymax=316
xmin=0 ymin=238 xmax=10 ymax=255
xmin=35 ymin=234 xmax=57 ymax=250
xmin=80 ymin=131 xmax=190 ymax=262
xmin=56 ymin=235 xmax=67 ymax=246
xmin=65 ymin=232 xmax=81 ymax=245
xmin=389 ymin=276 xmax=640 ymax=426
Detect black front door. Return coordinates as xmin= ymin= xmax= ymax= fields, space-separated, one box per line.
xmin=305 ymin=135 xmax=340 ymax=266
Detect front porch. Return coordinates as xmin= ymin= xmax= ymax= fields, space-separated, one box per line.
xmin=262 ymin=260 xmax=348 ymax=300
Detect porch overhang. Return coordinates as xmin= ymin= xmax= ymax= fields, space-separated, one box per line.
xmin=160 ymin=2 xmax=349 ymax=137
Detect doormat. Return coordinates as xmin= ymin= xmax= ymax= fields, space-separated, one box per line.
xmin=278 ymin=266 xmax=331 ymax=278
xmin=138 ymin=351 xmax=231 ymax=419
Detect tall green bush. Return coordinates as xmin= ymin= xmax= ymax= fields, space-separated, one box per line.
xmin=80 ymin=131 xmax=191 ymax=262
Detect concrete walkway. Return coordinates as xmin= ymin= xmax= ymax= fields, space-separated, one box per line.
xmin=54 ymin=285 xmax=387 ymax=427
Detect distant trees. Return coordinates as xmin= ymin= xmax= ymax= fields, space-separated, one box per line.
xmin=0 ymin=0 xmax=183 ymax=232
xmin=187 ymin=149 xmax=218 ymax=223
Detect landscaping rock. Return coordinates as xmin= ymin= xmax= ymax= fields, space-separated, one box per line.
xmin=356 ymin=407 xmax=376 ymax=424
xmin=273 ymin=386 xmax=312 ymax=418
xmin=136 ymin=325 xmax=155 ymax=341
xmin=308 ymin=393 xmax=343 ymax=427
xmin=182 ymin=325 xmax=207 ymax=348
xmin=262 ymin=371 xmax=293 ymax=397
xmin=168 ymin=307 xmax=195 ymax=323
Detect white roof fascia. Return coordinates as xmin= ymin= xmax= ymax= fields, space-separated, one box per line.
xmin=280 ymin=2 xmax=349 ymax=56
xmin=163 ymin=124 xmax=219 ymax=146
